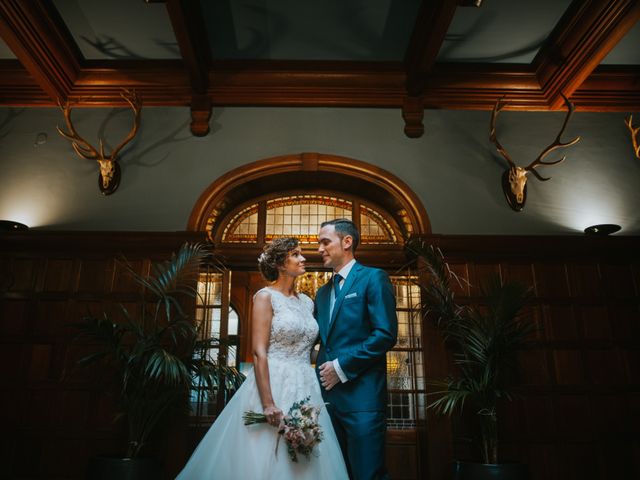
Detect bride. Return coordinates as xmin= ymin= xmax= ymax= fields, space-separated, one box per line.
xmin=176 ymin=237 xmax=349 ymax=479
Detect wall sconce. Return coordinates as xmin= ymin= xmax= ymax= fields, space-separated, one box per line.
xmin=0 ymin=220 xmax=29 ymax=231
xmin=584 ymin=224 xmax=621 ymax=235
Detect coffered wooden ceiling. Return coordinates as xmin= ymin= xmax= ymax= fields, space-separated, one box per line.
xmin=0 ymin=0 xmax=639 ymax=137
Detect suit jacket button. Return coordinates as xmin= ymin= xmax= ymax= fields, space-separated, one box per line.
xmin=326 ymin=348 xmax=331 ymax=353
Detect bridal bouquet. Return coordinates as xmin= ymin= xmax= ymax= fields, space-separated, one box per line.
xmin=243 ymin=396 xmax=324 ymax=462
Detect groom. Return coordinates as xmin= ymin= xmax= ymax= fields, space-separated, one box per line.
xmin=315 ymin=218 xmax=397 ymax=480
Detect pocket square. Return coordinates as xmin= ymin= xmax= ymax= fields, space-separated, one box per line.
xmin=344 ymin=292 xmax=358 ymax=299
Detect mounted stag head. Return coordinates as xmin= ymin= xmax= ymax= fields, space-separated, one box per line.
xmin=57 ymin=90 xmax=142 ymax=195
xmin=489 ymin=94 xmax=580 ymax=211
xmin=625 ymin=115 xmax=640 ymax=160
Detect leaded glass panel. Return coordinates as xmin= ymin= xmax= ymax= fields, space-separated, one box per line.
xmin=265 ymin=195 xmax=352 ymax=243
xmin=360 ymin=204 xmax=397 ymax=244
xmin=220 ymin=204 xmax=259 ymax=243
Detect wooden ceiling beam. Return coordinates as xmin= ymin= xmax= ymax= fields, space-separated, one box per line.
xmin=404 ymin=0 xmax=459 ymax=97
xmin=534 ymin=0 xmax=640 ymax=109
xmin=403 ymin=0 xmax=459 ymax=137
xmin=165 ymin=0 xmax=212 ymax=135
xmin=0 ymin=60 xmax=638 ymax=111
xmin=0 ymin=0 xmax=80 ymax=102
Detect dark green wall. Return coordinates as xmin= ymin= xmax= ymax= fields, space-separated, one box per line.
xmin=1 ymin=106 xmax=638 ymax=234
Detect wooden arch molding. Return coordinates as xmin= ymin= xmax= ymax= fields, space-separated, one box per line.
xmin=187 ymin=153 xmax=431 ymax=241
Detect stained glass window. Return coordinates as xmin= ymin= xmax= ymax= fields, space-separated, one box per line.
xmin=220 ymin=204 xmax=259 ymax=243
xmin=265 ymin=195 xmax=352 ymax=243
xmin=387 ymin=276 xmax=425 ymax=429
xmin=192 ymin=270 xmax=239 ymax=417
xmin=213 ymin=194 xmax=403 ymax=245
xmin=360 ymin=204 xmax=397 ymax=244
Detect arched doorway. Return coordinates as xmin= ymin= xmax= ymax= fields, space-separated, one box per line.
xmin=188 ymin=153 xmax=431 ymax=479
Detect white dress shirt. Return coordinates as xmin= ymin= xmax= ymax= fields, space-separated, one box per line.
xmin=330 ymin=258 xmax=356 ymax=383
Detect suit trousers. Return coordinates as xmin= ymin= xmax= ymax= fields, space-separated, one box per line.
xmin=327 ymin=404 xmax=388 ymax=480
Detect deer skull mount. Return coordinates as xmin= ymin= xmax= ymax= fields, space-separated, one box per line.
xmin=489 ymin=94 xmax=580 ymax=211
xmin=57 ymin=90 xmax=142 ymax=195
xmin=625 ymin=115 xmax=640 ymax=160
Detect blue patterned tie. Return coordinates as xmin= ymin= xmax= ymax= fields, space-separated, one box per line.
xmin=333 ymin=273 xmax=342 ymax=298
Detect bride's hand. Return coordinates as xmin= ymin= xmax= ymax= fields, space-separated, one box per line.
xmin=263 ymin=404 xmax=283 ymax=427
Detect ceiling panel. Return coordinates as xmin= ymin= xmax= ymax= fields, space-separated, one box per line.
xmin=600 ymin=19 xmax=640 ymax=65
xmin=0 ymin=36 xmax=17 ymax=59
xmin=52 ymin=0 xmax=180 ymax=60
xmin=203 ymin=0 xmax=421 ymax=61
xmin=438 ymin=0 xmax=572 ymax=63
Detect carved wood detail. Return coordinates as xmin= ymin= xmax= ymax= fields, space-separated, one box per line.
xmin=187 ymin=153 xmax=432 ymax=237
xmin=0 ymin=1 xmax=638 ymax=113
xmin=0 ymin=0 xmax=80 ymax=101
xmin=190 ymin=94 xmax=212 ymax=136
xmin=402 ymin=95 xmax=425 ymax=138
xmin=534 ymin=0 xmax=640 ymax=109
xmin=0 ymin=59 xmax=639 ymax=111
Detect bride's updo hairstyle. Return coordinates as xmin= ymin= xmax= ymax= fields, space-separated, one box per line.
xmin=258 ymin=237 xmax=300 ymax=282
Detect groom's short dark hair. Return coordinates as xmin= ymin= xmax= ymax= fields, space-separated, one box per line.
xmin=321 ymin=218 xmax=360 ymax=252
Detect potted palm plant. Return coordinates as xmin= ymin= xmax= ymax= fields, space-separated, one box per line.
xmin=74 ymin=242 xmax=244 ymax=479
xmin=407 ymin=239 xmax=534 ymax=480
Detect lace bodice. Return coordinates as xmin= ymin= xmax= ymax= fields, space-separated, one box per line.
xmin=257 ymin=287 xmax=318 ymax=364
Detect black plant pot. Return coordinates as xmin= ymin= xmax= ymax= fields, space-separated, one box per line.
xmin=453 ymin=461 xmax=530 ymax=480
xmin=86 ymin=456 xmax=162 ymax=480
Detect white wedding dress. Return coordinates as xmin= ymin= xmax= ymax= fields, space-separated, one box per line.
xmin=176 ymin=287 xmax=349 ymax=480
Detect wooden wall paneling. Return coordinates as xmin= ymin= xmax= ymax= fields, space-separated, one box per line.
xmin=543 ymin=304 xmax=579 ymax=342
xmin=0 ymin=298 xmax=29 ymax=337
xmin=467 ymin=262 xmax=501 ymax=297
xmin=566 ymin=263 xmax=603 ymax=299
xmin=552 ymin=348 xmax=586 ymax=385
xmin=522 ymin=395 xmax=557 ymax=441
xmin=33 ymin=299 xmax=68 ymax=338
xmin=13 ymin=434 xmax=42 ymax=478
xmin=607 ymin=303 xmax=640 ymax=342
xmin=111 ymin=259 xmax=147 ymax=294
xmin=590 ymin=394 xmax=628 ymax=436
xmin=554 ymin=394 xmax=594 ymax=441
xmin=623 ymin=348 xmax=640 ymax=386
xmin=501 ymin=262 xmax=536 ymax=291
xmin=599 ymin=439 xmax=636 ymax=478
xmin=1 ymin=232 xmax=639 ymax=479
xmin=385 ymin=430 xmax=418 ymax=480
xmin=558 ymin=442 xmax=601 ymax=480
xmin=533 ymin=262 xmax=570 ymax=299
xmin=77 ymin=258 xmax=112 ymax=294
xmin=6 ymin=257 xmax=39 ymax=292
xmin=601 ymin=263 xmax=638 ymax=299
xmin=585 ymin=347 xmax=627 ymax=385
xmin=27 ymin=343 xmax=53 ymax=382
xmin=445 ymin=262 xmax=471 ymax=298
xmin=523 ymin=304 xmax=546 ymax=341
xmin=42 ymin=258 xmax=76 ymax=293
xmin=422 ymin=308 xmax=455 ymax=479
xmin=517 ymin=347 xmax=551 ymax=386
xmin=579 ymin=305 xmax=611 ymax=341
xmin=527 ymin=443 xmax=560 ymax=480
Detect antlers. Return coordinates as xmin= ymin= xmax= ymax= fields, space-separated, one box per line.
xmin=57 ymin=90 xmax=142 ymax=195
xmin=625 ymin=115 xmax=640 ymax=160
xmin=490 ymin=93 xmax=581 ymax=181
xmin=57 ymin=89 xmax=141 ymax=161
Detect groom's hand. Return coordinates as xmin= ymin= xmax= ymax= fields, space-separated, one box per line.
xmin=319 ymin=362 xmax=340 ymax=390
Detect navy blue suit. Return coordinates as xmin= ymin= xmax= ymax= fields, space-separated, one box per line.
xmin=315 ymin=262 xmax=397 ymax=480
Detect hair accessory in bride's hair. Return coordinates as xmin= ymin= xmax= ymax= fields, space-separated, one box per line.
xmin=258 ymin=252 xmax=267 ymax=263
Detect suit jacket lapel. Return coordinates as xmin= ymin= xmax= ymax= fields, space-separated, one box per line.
xmin=328 ymin=262 xmax=360 ymax=337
